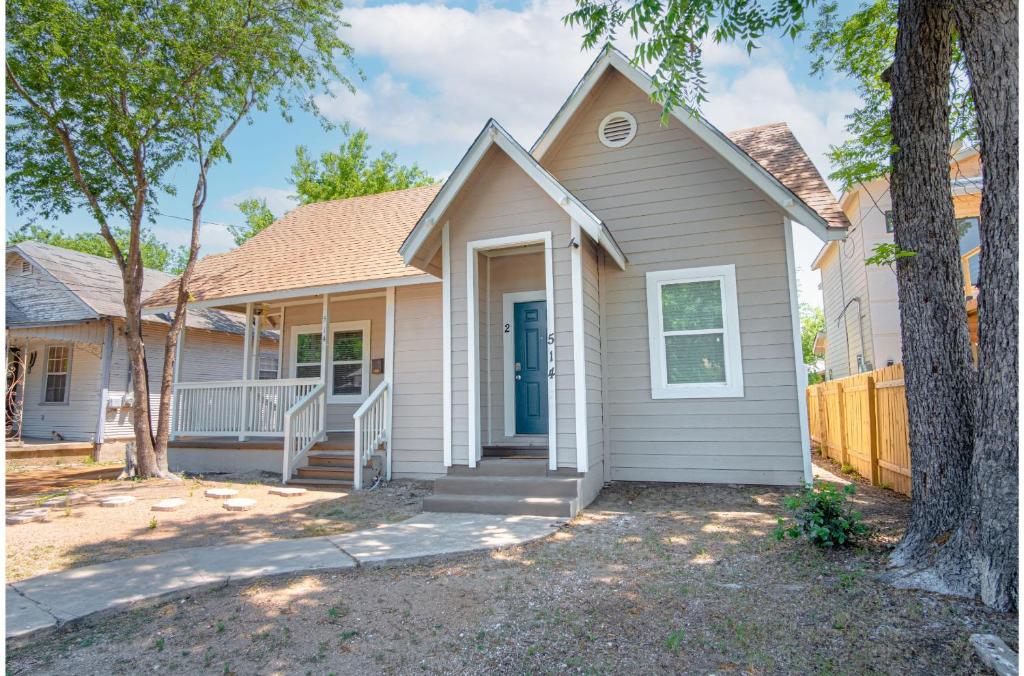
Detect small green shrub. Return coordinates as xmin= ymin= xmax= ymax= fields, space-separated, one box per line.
xmin=840 ymin=464 xmax=857 ymax=476
xmin=774 ymin=482 xmax=868 ymax=547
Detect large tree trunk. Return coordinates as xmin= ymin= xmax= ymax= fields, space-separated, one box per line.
xmin=122 ymin=253 xmax=161 ymax=477
xmin=887 ymin=0 xmax=977 ymax=568
xmin=932 ymin=0 xmax=1019 ymax=611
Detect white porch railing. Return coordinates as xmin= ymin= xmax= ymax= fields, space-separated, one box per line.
xmin=352 ymin=380 xmax=389 ymax=490
xmin=282 ymin=382 xmax=327 ymax=481
xmin=171 ymin=378 xmax=321 ymax=438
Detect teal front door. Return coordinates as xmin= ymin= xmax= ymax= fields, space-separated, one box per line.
xmin=513 ymin=301 xmax=548 ymax=435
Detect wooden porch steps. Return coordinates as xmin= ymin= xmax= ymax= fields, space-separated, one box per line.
xmin=288 ymin=448 xmax=358 ymax=486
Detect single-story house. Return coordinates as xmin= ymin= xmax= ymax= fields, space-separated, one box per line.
xmin=144 ymin=46 xmax=847 ymax=515
xmin=6 ymin=240 xmax=278 ymax=460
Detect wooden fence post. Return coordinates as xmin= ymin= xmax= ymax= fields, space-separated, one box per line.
xmin=865 ymin=375 xmax=880 ymax=485
xmin=835 ymin=382 xmax=848 ymax=466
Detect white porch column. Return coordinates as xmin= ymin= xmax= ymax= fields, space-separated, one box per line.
xmin=238 ymin=302 xmax=254 ymax=441
xmin=319 ymin=294 xmax=329 ymax=442
xmin=169 ymin=317 xmax=184 ymax=441
xmin=384 ymin=286 xmax=395 ymax=481
xmin=94 ymin=320 xmax=114 ymax=450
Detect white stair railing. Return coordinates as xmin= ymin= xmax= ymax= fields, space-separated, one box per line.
xmin=282 ymin=382 xmax=326 ymax=482
xmin=352 ymin=381 xmax=389 ymax=490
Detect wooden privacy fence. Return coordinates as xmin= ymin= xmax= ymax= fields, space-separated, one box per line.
xmin=806 ymin=364 xmax=911 ymax=496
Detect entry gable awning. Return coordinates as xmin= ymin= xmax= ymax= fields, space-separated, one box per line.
xmin=399 ymin=119 xmax=627 ymax=270
xmin=531 ymin=45 xmax=849 ymax=242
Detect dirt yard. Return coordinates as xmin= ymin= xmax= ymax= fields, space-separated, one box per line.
xmin=8 ymin=457 xmax=1017 ymax=675
xmin=6 ymin=468 xmax=430 ymax=582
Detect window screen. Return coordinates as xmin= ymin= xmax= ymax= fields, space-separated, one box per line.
xmin=660 ymin=281 xmax=727 ymax=385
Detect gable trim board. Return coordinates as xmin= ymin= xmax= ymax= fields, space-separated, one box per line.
xmin=530 ymin=46 xmax=845 ymax=244
xmin=400 ymin=119 xmax=628 ymax=271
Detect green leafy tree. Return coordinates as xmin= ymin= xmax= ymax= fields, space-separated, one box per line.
xmin=229 ymin=198 xmax=276 ymax=246
xmin=6 ymin=0 xmax=353 ymax=478
xmin=799 ymin=304 xmax=825 ymax=366
xmin=8 ymin=224 xmax=189 ymax=274
xmin=230 ymin=127 xmax=434 ymax=245
xmin=564 ymin=0 xmax=1016 ymax=609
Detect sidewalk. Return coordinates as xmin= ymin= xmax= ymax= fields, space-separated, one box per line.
xmin=6 ymin=512 xmax=563 ymax=645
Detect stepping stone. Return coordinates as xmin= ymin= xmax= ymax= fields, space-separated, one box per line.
xmin=970 ymin=634 xmax=1018 ymax=676
xmin=269 ymin=487 xmax=307 ymax=497
xmin=42 ymin=492 xmax=89 ymax=507
xmin=223 ymin=498 xmax=256 ymax=512
xmin=7 ymin=508 xmax=49 ymax=525
xmin=100 ymin=495 xmax=136 ymax=508
xmin=204 ymin=488 xmax=238 ymax=499
xmin=151 ymin=498 xmax=186 ymax=512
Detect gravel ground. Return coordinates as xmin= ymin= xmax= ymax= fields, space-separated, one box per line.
xmin=6 ymin=471 xmax=430 ymax=581
xmin=7 ymin=458 xmax=1017 ymax=675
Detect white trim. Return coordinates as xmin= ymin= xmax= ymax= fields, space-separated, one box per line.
xmin=144 ymin=274 xmax=439 ymax=314
xmin=289 ymin=320 xmax=372 ymax=404
xmin=502 ymin=290 xmax=546 ymax=437
xmin=384 ymin=286 xmax=395 ymax=482
xmin=276 ymin=305 xmax=286 ymax=378
xmin=467 ymin=232 xmax=557 ymax=471
xmin=785 ymin=218 xmax=814 ymax=485
xmin=276 ymin=292 xmax=385 ymax=309
xmin=570 ymin=220 xmax=589 ymax=472
xmin=529 ymin=46 xmax=844 ymax=243
xmin=598 ymin=111 xmax=637 ymax=148
xmin=41 ymin=343 xmax=72 ymax=404
xmin=241 ymin=302 xmax=254 ymax=380
xmin=96 ymin=320 xmax=114 ymax=445
xmin=598 ymin=249 xmax=612 ymax=483
xmin=645 ymin=264 xmax=744 ymax=399
xmin=441 ymin=222 xmax=452 ymax=467
xmin=398 ymin=120 xmax=627 ymax=271
xmin=485 ymin=257 xmax=492 ymax=446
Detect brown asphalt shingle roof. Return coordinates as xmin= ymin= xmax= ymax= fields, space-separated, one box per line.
xmin=146 ymin=123 xmax=846 ymax=307
xmin=726 ymin=122 xmax=850 ymax=231
xmin=145 ymin=184 xmax=443 ymax=307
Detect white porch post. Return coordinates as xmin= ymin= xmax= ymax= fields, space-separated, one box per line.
xmin=441 ymin=221 xmax=452 ymax=467
xmin=384 ymin=286 xmax=395 ymax=481
xmin=319 ymin=294 xmax=329 ymax=442
xmin=169 ymin=318 xmax=184 ymax=441
xmin=238 ymin=302 xmax=254 ymax=441
xmin=95 ymin=320 xmax=114 ymax=451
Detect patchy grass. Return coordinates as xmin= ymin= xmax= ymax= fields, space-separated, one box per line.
xmin=6 ymin=473 xmax=430 ymax=581
xmin=7 ymin=464 xmax=1017 ymax=674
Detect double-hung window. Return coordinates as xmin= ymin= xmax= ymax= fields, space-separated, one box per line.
xmin=290 ymin=321 xmax=370 ymax=403
xmin=43 ymin=345 xmax=71 ymax=403
xmin=646 ymin=265 xmax=744 ymax=399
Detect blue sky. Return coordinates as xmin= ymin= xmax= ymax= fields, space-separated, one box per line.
xmin=5 ymin=0 xmax=863 ymax=307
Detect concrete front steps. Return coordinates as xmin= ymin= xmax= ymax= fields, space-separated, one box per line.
xmin=424 ymin=459 xmax=583 ymax=517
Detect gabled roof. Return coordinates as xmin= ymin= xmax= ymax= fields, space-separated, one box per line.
xmin=531 ymin=46 xmax=849 ymax=241
xmin=8 ymin=241 xmax=251 ymax=334
xmin=145 ymin=185 xmax=443 ymax=310
xmin=399 ymin=119 xmax=627 ymax=269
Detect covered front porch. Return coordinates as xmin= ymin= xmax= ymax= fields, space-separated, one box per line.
xmin=169 ymin=287 xmax=397 ymax=488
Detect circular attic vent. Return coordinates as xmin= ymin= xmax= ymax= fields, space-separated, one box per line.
xmin=598 ymin=111 xmax=637 ymax=148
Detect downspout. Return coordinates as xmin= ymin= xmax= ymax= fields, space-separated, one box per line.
xmin=95 ymin=319 xmax=114 ymax=455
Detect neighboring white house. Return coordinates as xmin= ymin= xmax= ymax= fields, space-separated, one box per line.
xmin=811 ymin=147 xmax=983 ymax=378
xmin=144 ymin=46 xmax=849 ymax=516
xmin=6 ymin=240 xmax=278 ymax=459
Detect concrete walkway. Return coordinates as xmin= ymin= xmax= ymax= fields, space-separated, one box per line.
xmin=6 ymin=512 xmax=563 ymax=645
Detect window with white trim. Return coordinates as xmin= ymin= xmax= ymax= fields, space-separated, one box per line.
xmin=646 ymin=265 xmax=744 ymax=398
xmin=43 ymin=345 xmax=70 ymax=403
xmin=290 ymin=321 xmax=370 ymax=403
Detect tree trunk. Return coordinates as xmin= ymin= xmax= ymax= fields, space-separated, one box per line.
xmin=887 ymin=0 xmax=976 ymax=568
xmin=122 ymin=262 xmax=160 ymax=477
xmin=933 ymin=0 xmax=1019 ymax=611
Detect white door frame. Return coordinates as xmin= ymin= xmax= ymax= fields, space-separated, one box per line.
xmin=467 ymin=232 xmax=556 ymax=470
xmin=502 ymin=290 xmax=547 ymax=438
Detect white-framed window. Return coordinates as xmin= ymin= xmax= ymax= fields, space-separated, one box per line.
xmin=258 ymin=354 xmax=279 ymax=380
xmin=289 ymin=321 xmax=370 ymax=403
xmin=646 ymin=264 xmax=744 ymax=399
xmin=43 ymin=345 xmax=71 ymax=403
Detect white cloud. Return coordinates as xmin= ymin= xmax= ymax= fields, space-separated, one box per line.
xmin=219 ymin=186 xmax=297 ymax=217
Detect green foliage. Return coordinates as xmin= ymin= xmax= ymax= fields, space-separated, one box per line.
xmin=229 ymin=198 xmax=276 ymax=246
xmin=564 ymin=2 xmax=812 ymax=116
xmin=774 ymin=482 xmax=868 ymax=547
xmin=229 ymin=127 xmax=434 ymax=245
xmin=665 ymin=628 xmax=686 ymax=652
xmin=7 ymin=223 xmax=188 ymax=274
xmin=808 ymin=0 xmax=975 ymax=191
xmin=799 ymin=304 xmax=825 ymax=367
xmin=865 ymin=242 xmax=917 ymax=270
xmin=6 ymin=0 xmax=353 ymax=253
xmin=291 ymin=126 xmax=434 ymax=205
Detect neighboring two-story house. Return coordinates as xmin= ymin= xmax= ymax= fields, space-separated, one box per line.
xmin=811 ymin=147 xmax=982 ymax=378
